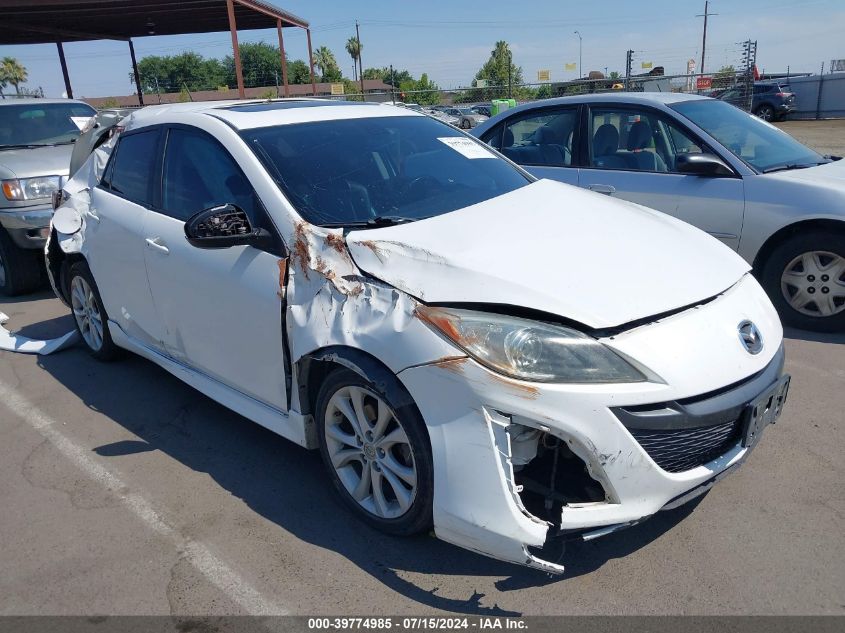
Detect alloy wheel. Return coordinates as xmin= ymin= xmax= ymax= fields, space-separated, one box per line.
xmin=324 ymin=385 xmax=418 ymax=519
xmin=781 ymin=250 xmax=845 ymax=317
xmin=70 ymin=275 xmax=105 ymax=351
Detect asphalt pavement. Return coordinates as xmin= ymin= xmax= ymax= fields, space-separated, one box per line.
xmin=0 ymin=288 xmax=843 ymax=616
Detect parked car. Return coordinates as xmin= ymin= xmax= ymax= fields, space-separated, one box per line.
xmin=472 ymin=92 xmax=844 ymax=332
xmin=0 ymin=98 xmax=96 ymax=295
xmin=50 ymin=99 xmax=788 ymax=573
xmin=719 ymin=82 xmax=796 ymax=121
xmin=425 ymin=109 xmax=459 ymax=127
xmin=441 ymin=106 xmax=488 ymax=129
xmin=471 ymin=104 xmax=492 ymax=118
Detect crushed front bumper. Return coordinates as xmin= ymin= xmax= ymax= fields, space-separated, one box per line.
xmin=398 ymin=275 xmax=786 ymax=573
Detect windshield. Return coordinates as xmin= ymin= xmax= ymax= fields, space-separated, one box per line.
xmin=0 ymin=102 xmax=96 ymax=148
xmin=671 ymin=99 xmax=824 ymax=172
xmin=242 ymin=115 xmax=530 ymax=227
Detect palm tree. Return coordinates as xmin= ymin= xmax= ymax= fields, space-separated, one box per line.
xmin=345 ymin=36 xmax=361 ymax=81
xmin=1 ymin=58 xmax=28 ymax=96
xmin=312 ymin=46 xmax=338 ymax=80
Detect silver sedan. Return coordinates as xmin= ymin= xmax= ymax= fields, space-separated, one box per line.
xmin=472 ymin=93 xmax=845 ymax=332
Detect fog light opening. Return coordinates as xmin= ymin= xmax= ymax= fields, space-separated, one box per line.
xmin=510 ymin=426 xmax=606 ymax=529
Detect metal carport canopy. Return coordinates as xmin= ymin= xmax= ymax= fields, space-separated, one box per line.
xmin=0 ymin=0 xmax=316 ymax=102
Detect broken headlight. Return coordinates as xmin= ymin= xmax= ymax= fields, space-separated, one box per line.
xmin=2 ymin=176 xmax=61 ymax=201
xmin=417 ymin=306 xmax=646 ymax=384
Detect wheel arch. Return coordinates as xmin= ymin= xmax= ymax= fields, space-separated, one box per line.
xmin=752 ymin=218 xmax=845 ymax=274
xmin=295 ymin=345 xmax=418 ymax=419
xmin=45 ymin=228 xmax=88 ymax=307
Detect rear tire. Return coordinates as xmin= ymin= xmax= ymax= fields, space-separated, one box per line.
xmin=0 ymin=228 xmax=43 ymax=296
xmin=760 ymin=231 xmax=845 ymax=333
xmin=67 ymin=260 xmax=121 ymax=360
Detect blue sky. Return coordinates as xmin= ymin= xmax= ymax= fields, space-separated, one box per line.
xmin=2 ymin=0 xmax=843 ymax=98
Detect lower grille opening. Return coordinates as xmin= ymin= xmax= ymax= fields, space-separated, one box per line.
xmin=513 ymin=430 xmax=606 ymax=530
xmin=629 ymin=419 xmax=743 ymax=473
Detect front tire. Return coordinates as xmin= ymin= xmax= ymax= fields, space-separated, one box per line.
xmin=316 ymin=368 xmax=433 ymax=536
xmin=754 ymin=104 xmax=775 ymax=121
xmin=68 ymin=261 xmax=120 ymax=360
xmin=760 ymin=231 xmax=845 ymax=332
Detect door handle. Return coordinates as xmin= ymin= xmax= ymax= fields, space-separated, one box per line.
xmin=145 ymin=237 xmax=169 ymax=254
xmin=588 ymin=184 xmax=616 ymax=195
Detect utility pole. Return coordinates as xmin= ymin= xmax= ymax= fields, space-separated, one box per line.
xmin=356 ymin=21 xmax=365 ymax=101
xmin=625 ymin=49 xmax=633 ymax=90
xmin=696 ymin=1 xmax=718 ymax=75
xmin=390 ymin=64 xmax=396 ymax=104
xmin=574 ymin=31 xmax=582 ymax=79
xmin=508 ymin=48 xmax=513 ymax=99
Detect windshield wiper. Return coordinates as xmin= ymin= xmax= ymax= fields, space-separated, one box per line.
xmin=321 ymin=216 xmax=419 ymax=229
xmin=762 ymin=163 xmax=817 ymax=173
xmin=0 ymin=144 xmax=47 ymax=150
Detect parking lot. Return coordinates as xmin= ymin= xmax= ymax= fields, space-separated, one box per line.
xmin=1 ymin=119 xmax=844 ymax=617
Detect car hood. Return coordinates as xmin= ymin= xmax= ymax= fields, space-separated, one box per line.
xmin=345 ymin=179 xmax=750 ymax=329
xmin=762 ymin=156 xmax=845 ymax=186
xmin=0 ymin=143 xmax=74 ymax=180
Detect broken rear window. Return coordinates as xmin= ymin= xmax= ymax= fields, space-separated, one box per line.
xmin=240 ymin=115 xmax=531 ymax=227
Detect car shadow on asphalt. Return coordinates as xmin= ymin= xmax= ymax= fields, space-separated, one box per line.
xmin=36 ymin=344 xmax=703 ymax=616
xmin=784 ymin=327 xmax=845 ymax=345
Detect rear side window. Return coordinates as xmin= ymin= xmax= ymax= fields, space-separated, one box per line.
xmin=102 ymin=130 xmax=158 ymax=206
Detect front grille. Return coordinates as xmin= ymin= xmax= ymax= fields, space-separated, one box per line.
xmin=629 ymin=419 xmax=743 ymax=473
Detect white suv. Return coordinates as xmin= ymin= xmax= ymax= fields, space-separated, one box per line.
xmin=48 ymin=100 xmax=789 ymax=573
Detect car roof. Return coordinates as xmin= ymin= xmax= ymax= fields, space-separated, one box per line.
xmin=516 ymin=92 xmax=708 ymax=108
xmin=123 ymin=98 xmax=422 ymax=131
xmin=0 ymin=98 xmax=94 ymax=107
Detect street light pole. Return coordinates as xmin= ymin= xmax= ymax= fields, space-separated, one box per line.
xmin=574 ymin=30 xmax=582 ymax=78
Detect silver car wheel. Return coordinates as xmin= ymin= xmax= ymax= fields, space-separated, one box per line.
xmin=324 ymin=385 xmax=418 ymax=519
xmin=70 ymin=275 xmax=104 ymax=351
xmin=781 ymin=250 xmax=845 ymax=317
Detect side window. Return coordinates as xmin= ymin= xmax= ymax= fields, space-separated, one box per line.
xmin=481 ymin=124 xmax=504 ymax=150
xmin=103 ymin=130 xmax=159 ymax=205
xmin=589 ymin=108 xmax=704 ymax=173
xmin=500 ymin=109 xmax=576 ymax=167
xmin=161 ymin=128 xmax=260 ymax=223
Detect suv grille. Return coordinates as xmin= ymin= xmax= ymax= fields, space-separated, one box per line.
xmin=629 ymin=419 xmax=743 ymax=473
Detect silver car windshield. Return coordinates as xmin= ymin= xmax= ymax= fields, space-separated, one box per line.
xmin=671 ymin=99 xmax=826 ymax=173
xmin=242 ymin=115 xmax=530 ymax=227
xmin=0 ymin=102 xmax=96 ymax=148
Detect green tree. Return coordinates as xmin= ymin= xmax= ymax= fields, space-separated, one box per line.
xmin=135 ymin=52 xmax=225 ymax=93
xmin=224 ymin=42 xmax=282 ymax=88
xmin=312 ymin=46 xmax=341 ymax=82
xmin=345 ymin=36 xmax=361 ymax=81
xmin=287 ymin=59 xmax=312 ymax=84
xmin=414 ymin=73 xmax=441 ymax=105
xmin=608 ymin=71 xmax=621 ymax=80
xmin=713 ymin=65 xmax=737 ymax=90
xmin=363 ymin=66 xmax=412 ymax=87
xmin=0 ymin=57 xmax=28 ymax=96
xmin=473 ymin=41 xmax=523 ymax=99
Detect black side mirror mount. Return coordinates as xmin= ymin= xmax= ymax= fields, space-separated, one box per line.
xmin=184 ymin=204 xmax=271 ymax=249
xmin=675 ymin=152 xmax=734 ymax=176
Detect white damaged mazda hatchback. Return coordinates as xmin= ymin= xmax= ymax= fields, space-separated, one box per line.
xmin=47 ymin=100 xmax=790 ymax=573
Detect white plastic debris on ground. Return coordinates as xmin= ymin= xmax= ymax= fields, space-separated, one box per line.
xmin=0 ymin=312 xmax=79 ymax=355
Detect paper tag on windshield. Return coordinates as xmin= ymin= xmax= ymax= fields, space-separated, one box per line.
xmin=70 ymin=116 xmax=93 ymax=131
xmin=438 ymin=137 xmax=496 ymax=159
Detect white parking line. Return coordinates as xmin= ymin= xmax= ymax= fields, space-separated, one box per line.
xmin=0 ymin=379 xmax=289 ymax=616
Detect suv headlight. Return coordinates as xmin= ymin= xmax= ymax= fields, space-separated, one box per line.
xmin=2 ymin=176 xmax=61 ymax=201
xmin=416 ymin=305 xmax=647 ymax=384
